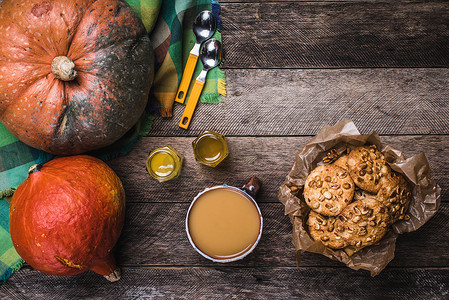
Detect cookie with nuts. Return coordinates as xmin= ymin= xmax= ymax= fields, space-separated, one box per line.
xmin=303 ymin=164 xmax=355 ymax=216
xmin=347 ymin=145 xmax=392 ymax=193
xmin=307 ymin=211 xmax=348 ymax=249
xmin=376 ymin=173 xmax=411 ymax=223
xmin=333 ymin=154 xmax=349 ymax=171
xmin=334 ymin=197 xmax=391 ymax=250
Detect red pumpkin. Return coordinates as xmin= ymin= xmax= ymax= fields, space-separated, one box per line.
xmin=9 ymin=155 xmax=126 ymax=281
xmin=0 ymin=0 xmax=154 ymax=155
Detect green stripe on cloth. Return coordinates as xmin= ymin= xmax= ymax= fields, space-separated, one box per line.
xmin=126 ymin=0 xmax=161 ymax=33
xmin=0 ymin=0 xmax=225 ymax=284
xmin=0 ymin=200 xmax=23 ymax=284
xmin=0 ymin=123 xmax=18 ymax=148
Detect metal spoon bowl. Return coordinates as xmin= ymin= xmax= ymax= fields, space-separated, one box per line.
xmin=193 ymin=11 xmax=217 ymax=44
xmin=200 ymin=38 xmax=222 ymax=72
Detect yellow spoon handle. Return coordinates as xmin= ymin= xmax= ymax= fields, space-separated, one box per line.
xmin=175 ymin=53 xmax=199 ymax=104
xmin=179 ymin=79 xmax=205 ymax=129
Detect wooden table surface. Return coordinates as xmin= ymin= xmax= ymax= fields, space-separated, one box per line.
xmin=2 ymin=0 xmax=449 ymax=299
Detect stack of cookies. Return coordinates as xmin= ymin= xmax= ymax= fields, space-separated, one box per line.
xmin=304 ymin=144 xmax=412 ymax=256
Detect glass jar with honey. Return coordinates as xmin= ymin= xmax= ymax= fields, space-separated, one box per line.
xmin=146 ymin=146 xmax=183 ymax=182
xmin=192 ymin=131 xmax=228 ymax=167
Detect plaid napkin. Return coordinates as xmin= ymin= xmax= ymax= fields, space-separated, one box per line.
xmin=0 ymin=0 xmax=225 ymax=284
xmin=149 ymin=0 xmax=226 ymax=117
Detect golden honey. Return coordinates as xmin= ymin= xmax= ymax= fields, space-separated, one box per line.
xmin=192 ymin=131 xmax=228 ymax=167
xmin=146 ymin=146 xmax=183 ymax=182
xmin=187 ymin=187 xmax=261 ymax=259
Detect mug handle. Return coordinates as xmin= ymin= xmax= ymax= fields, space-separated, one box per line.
xmin=242 ymin=176 xmax=262 ymax=199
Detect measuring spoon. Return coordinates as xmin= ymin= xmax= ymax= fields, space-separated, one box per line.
xmin=175 ymin=11 xmax=216 ymax=104
xmin=179 ymin=39 xmax=222 ymax=129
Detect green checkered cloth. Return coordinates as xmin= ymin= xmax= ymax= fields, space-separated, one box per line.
xmin=0 ymin=197 xmax=23 ymax=284
xmin=0 ymin=122 xmax=53 ymax=284
xmin=0 ymin=0 xmax=225 ymax=284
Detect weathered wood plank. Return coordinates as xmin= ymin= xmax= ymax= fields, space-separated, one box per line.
xmin=220 ymin=2 xmax=449 ymax=68
xmin=149 ymin=69 xmax=449 ymax=136
xmin=2 ymin=266 xmax=448 ymax=299
xmin=115 ymin=202 xmax=448 ymax=268
xmin=108 ymin=136 xmax=448 ymax=204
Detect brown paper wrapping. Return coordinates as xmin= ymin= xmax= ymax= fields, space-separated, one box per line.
xmin=278 ymin=119 xmax=441 ymax=276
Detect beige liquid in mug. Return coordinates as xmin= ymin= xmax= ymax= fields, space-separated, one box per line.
xmin=188 ymin=188 xmax=261 ymax=259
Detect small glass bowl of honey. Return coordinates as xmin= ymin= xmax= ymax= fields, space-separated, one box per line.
xmin=146 ymin=146 xmax=183 ymax=182
xmin=192 ymin=131 xmax=228 ymax=167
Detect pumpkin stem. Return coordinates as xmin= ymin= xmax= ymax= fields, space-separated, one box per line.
xmin=51 ymin=56 xmax=78 ymax=81
xmin=104 ymin=268 xmax=121 ymax=282
xmin=28 ymin=164 xmax=42 ymax=174
xmin=89 ymin=253 xmax=121 ymax=282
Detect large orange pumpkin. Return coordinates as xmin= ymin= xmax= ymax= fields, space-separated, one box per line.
xmin=9 ymin=155 xmax=126 ymax=281
xmin=0 ymin=0 xmax=154 ymax=155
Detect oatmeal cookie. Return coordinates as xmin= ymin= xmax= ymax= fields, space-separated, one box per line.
xmin=347 ymin=145 xmax=392 ymax=193
xmin=376 ymin=173 xmax=411 ymax=223
xmin=303 ymin=164 xmax=355 ymax=216
xmin=334 ymin=197 xmax=391 ymax=250
xmin=307 ymin=211 xmax=348 ymax=249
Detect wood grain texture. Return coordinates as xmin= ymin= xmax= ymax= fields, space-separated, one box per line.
xmin=150 ymin=69 xmax=449 ymax=136
xmin=220 ymin=2 xmax=449 ymax=68
xmin=114 ymin=202 xmax=449 ymax=268
xmin=2 ymin=266 xmax=448 ymax=300
xmin=2 ymin=205 xmax=447 ymax=296
xmin=108 ymin=136 xmax=448 ymax=204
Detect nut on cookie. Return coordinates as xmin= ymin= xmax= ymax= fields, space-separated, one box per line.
xmin=303 ymin=164 xmax=355 ymax=216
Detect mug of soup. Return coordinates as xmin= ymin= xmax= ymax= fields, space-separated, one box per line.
xmin=186 ymin=177 xmax=263 ymax=263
